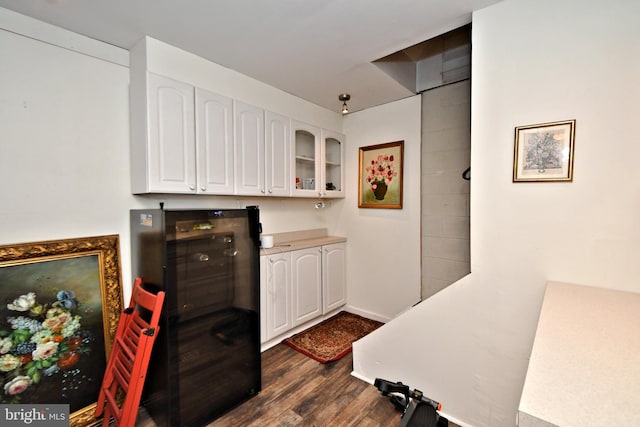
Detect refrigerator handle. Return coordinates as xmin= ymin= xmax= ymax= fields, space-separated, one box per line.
xmin=246 ymin=205 xmax=261 ymax=245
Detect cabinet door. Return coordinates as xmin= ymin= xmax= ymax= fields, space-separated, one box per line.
xmin=291 ymin=247 xmax=322 ymax=326
xmin=146 ymin=72 xmax=196 ymax=193
xmin=195 ymin=88 xmax=234 ymax=194
xmin=322 ymin=243 xmax=346 ymax=313
xmin=320 ymin=129 xmax=345 ymax=198
xmin=291 ymin=121 xmax=321 ymax=198
xmin=265 ymin=111 xmax=291 ymax=196
xmin=234 ymin=101 xmax=265 ymax=195
xmin=264 ymin=252 xmax=292 ymax=340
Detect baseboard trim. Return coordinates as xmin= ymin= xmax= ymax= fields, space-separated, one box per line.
xmin=343 ymin=304 xmax=392 ymax=323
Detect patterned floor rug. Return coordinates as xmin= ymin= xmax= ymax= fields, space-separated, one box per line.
xmin=283 ymin=311 xmax=384 ymax=363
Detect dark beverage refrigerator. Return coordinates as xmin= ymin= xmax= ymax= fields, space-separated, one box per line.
xmin=130 ymin=207 xmax=262 ymax=427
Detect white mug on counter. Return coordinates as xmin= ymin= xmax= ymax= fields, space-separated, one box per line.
xmin=261 ymin=235 xmax=274 ymax=249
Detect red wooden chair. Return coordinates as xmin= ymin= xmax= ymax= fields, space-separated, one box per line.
xmin=95 ymin=277 xmax=165 ymax=427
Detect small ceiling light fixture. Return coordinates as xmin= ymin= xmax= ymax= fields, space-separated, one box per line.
xmin=339 ymin=94 xmax=351 ymax=114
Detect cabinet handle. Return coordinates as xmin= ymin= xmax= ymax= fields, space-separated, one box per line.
xmin=189 ymin=185 xmax=195 ymax=191
xmin=261 ymin=189 xmax=266 ymax=194
xmin=268 ymin=188 xmax=273 ymax=194
xmin=200 ymin=186 xmax=206 ymax=191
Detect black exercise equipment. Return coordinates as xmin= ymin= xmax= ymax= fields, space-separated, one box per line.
xmin=374 ymin=378 xmax=448 ymax=427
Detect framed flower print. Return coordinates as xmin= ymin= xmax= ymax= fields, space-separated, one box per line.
xmin=513 ymin=120 xmax=576 ymax=182
xmin=358 ymin=141 xmax=404 ymax=209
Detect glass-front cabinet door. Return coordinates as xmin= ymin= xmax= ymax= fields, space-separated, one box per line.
xmin=292 ymin=121 xmax=321 ymax=197
xmin=321 ymin=129 xmax=345 ymax=198
xmin=291 ymin=122 xmax=345 ymax=198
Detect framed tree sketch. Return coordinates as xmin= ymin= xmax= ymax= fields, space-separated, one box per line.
xmin=513 ymin=120 xmax=576 ymax=182
xmin=358 ymin=141 xmax=404 ymax=209
xmin=0 ymin=235 xmax=123 ymax=426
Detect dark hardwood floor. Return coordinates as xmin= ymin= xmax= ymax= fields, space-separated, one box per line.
xmin=208 ymin=343 xmax=399 ymax=427
xmin=138 ymin=343 xmax=457 ymax=426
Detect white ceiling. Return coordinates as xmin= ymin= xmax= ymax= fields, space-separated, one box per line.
xmin=0 ymin=0 xmax=501 ymax=114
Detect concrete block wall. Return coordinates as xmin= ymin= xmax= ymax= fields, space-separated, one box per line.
xmin=420 ymin=80 xmax=471 ymax=298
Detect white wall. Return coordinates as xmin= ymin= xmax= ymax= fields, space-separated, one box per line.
xmin=0 ymin=25 xmax=134 ymax=276
xmin=0 ymin=10 xmax=346 ymax=302
xmin=338 ymin=96 xmax=423 ymax=321
xmin=353 ymin=0 xmax=640 ymax=426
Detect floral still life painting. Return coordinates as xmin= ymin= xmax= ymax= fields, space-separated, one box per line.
xmin=513 ymin=120 xmax=575 ymax=182
xmin=358 ymin=141 xmax=404 ymax=209
xmin=0 ymin=235 xmax=123 ymax=427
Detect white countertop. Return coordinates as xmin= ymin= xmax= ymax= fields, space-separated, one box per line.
xmin=259 ymin=228 xmax=346 ymax=255
xmin=518 ymin=281 xmax=640 ymax=426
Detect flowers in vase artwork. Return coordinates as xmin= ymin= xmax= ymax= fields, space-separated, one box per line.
xmin=365 ymin=153 xmax=398 ymax=199
xmin=0 ymin=289 xmax=92 ymax=403
xmin=358 ymin=141 xmax=403 ymax=209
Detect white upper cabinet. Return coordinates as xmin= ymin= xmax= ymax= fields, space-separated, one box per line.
xmin=291 ymin=121 xmax=321 ymax=197
xmin=130 ymin=72 xmax=234 ymax=194
xmin=130 ymin=38 xmax=342 ymax=197
xmin=234 ymin=103 xmax=291 ymax=196
xmin=195 ymin=88 xmax=234 ymax=194
xmin=321 ymin=129 xmax=345 ymax=198
xmin=234 ymin=101 xmax=265 ymax=195
xmin=264 ymin=111 xmax=291 ymax=196
xmin=132 ymin=72 xmax=196 ymax=194
xmin=291 ymin=121 xmax=345 ymax=198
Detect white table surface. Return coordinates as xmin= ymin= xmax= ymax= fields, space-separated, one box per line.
xmin=518 ymin=281 xmax=640 ymax=426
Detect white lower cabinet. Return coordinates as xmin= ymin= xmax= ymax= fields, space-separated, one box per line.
xmin=261 ymin=252 xmax=292 ymax=342
xmin=322 ymin=243 xmax=347 ymax=313
xmin=260 ymin=242 xmax=346 ymax=343
xmin=291 ymin=247 xmax=322 ymax=327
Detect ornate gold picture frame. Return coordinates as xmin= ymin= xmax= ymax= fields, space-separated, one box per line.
xmin=0 ymin=235 xmax=123 ymax=426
